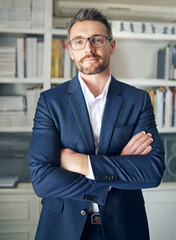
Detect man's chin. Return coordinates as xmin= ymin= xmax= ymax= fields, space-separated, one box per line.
xmin=80 ymin=67 xmax=103 ymax=75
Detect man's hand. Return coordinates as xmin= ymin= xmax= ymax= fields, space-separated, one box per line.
xmin=60 ymin=148 xmax=89 ymax=176
xmin=60 ymin=131 xmax=153 ymax=176
xmin=121 ymin=131 xmax=153 ymax=156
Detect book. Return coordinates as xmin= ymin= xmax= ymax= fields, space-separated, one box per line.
xmin=164 ymin=88 xmax=173 ymax=127
xmin=155 ymin=88 xmax=166 ymax=127
xmin=63 ymin=39 xmax=72 ymax=79
xmin=26 ymin=37 xmax=37 ymax=78
xmin=17 ymin=38 xmax=25 ymax=78
xmin=0 ymin=96 xmax=26 ymax=111
xmin=37 ymin=41 xmax=44 ymax=77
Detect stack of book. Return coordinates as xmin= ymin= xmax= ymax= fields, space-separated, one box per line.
xmin=147 ymin=87 xmax=176 ymax=128
xmin=110 ymin=20 xmax=175 ymax=35
xmin=31 ymin=0 xmax=45 ymax=28
xmin=17 ymin=37 xmax=44 ymax=78
xmin=26 ymin=86 xmax=42 ymax=126
xmin=0 ymin=95 xmax=27 ymax=128
xmin=157 ymin=44 xmax=176 ymax=80
xmin=0 ymin=46 xmax=16 ymax=77
xmin=0 ymin=0 xmax=45 ymax=29
xmin=0 ymin=0 xmax=31 ymax=28
xmin=51 ymin=38 xmax=77 ymax=79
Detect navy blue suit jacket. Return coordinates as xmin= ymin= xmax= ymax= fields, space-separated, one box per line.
xmin=28 ymin=75 xmax=165 ymax=240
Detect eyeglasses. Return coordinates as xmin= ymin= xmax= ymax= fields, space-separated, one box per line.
xmin=69 ymin=35 xmax=112 ymax=50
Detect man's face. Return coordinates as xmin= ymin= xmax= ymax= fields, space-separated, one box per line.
xmin=68 ymin=20 xmax=116 ymax=75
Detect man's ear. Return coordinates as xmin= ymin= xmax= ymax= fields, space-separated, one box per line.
xmin=68 ymin=46 xmax=74 ymax=60
xmin=110 ymin=39 xmax=116 ymax=55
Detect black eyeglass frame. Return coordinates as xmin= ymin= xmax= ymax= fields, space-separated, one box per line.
xmin=69 ymin=35 xmax=112 ymax=50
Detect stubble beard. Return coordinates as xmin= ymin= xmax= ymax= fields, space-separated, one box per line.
xmin=76 ymin=54 xmax=109 ymax=75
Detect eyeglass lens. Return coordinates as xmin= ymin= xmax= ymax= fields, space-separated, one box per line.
xmin=71 ymin=35 xmax=106 ymax=50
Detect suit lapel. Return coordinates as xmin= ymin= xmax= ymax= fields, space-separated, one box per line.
xmin=67 ymin=76 xmax=95 ymax=154
xmin=98 ymin=77 xmax=123 ymax=154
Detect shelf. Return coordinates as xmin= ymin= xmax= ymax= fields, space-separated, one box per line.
xmin=0 ymin=28 xmax=45 ymax=35
xmin=113 ymin=32 xmax=176 ymax=41
xmin=118 ymin=79 xmax=176 ymax=87
xmin=51 ymin=29 xmax=176 ymax=41
xmin=0 ymin=126 xmax=32 ymax=132
xmin=51 ymin=78 xmax=70 ymax=84
xmin=0 ymin=78 xmax=44 ymax=84
xmin=52 ymin=28 xmax=67 ymax=36
xmin=158 ymin=127 xmax=176 ymax=133
xmin=51 ymin=78 xmax=176 ymax=87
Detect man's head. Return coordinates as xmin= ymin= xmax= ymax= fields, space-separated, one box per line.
xmin=68 ymin=8 xmax=112 ymax=40
xmin=68 ymin=8 xmax=115 ymax=76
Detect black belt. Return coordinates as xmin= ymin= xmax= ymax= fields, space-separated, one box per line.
xmin=88 ymin=213 xmax=102 ymax=225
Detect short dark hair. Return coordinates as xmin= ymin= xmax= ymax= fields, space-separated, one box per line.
xmin=68 ymin=8 xmax=112 ymax=40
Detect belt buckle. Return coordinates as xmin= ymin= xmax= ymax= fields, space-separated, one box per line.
xmin=91 ymin=213 xmax=100 ymax=224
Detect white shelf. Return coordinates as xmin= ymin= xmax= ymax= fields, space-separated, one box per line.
xmin=0 ymin=126 xmax=32 ymax=132
xmin=51 ymin=78 xmax=70 ymax=84
xmin=158 ymin=127 xmax=176 ymax=133
xmin=0 ymin=78 xmax=44 ymax=84
xmin=1 ymin=78 xmax=175 ymax=87
xmin=51 ymin=29 xmax=176 ymax=41
xmin=52 ymin=28 xmax=67 ymax=36
xmin=51 ymin=78 xmax=176 ymax=87
xmin=113 ymin=32 xmax=176 ymax=41
xmin=0 ymin=28 xmax=45 ymax=35
xmin=118 ymin=79 xmax=176 ymax=87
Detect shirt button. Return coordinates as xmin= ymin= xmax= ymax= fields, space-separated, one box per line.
xmin=80 ymin=210 xmax=87 ymax=216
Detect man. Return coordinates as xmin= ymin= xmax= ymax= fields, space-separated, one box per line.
xmin=28 ymin=8 xmax=165 ymax=240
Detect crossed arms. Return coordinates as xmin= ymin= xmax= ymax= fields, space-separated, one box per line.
xmin=60 ymin=131 xmax=153 ymax=176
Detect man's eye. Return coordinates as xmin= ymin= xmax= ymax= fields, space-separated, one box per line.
xmin=93 ymin=37 xmax=104 ymax=44
xmin=75 ymin=39 xmax=83 ymax=45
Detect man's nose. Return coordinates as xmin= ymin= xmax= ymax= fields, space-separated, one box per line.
xmin=84 ymin=39 xmax=95 ymax=53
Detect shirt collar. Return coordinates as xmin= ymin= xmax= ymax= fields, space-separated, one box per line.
xmin=78 ymin=73 xmax=111 ymax=102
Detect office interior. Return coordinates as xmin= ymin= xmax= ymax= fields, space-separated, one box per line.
xmin=0 ymin=0 xmax=176 ymax=239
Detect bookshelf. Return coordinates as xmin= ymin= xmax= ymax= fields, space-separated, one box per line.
xmin=0 ymin=0 xmax=176 ymax=132
xmin=0 ymin=2 xmax=176 ymax=240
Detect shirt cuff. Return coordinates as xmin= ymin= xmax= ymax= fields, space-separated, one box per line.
xmin=86 ymin=156 xmax=95 ymax=180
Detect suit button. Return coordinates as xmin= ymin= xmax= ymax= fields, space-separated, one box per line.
xmin=80 ymin=210 xmax=87 ymax=216
xmin=114 ymin=176 xmax=118 ymax=180
xmin=103 ymin=176 xmax=109 ymax=181
xmin=83 ymin=194 xmax=88 ymax=200
xmin=92 ymin=196 xmax=98 ymax=201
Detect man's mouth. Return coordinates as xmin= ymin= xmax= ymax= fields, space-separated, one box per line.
xmin=81 ymin=54 xmax=100 ymax=63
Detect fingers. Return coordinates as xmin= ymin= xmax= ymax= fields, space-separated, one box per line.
xmin=132 ymin=133 xmax=153 ymax=154
xmin=140 ymin=145 xmax=152 ymax=155
xmin=121 ymin=131 xmax=153 ymax=155
xmin=126 ymin=131 xmax=146 ymax=148
xmin=133 ymin=135 xmax=153 ymax=155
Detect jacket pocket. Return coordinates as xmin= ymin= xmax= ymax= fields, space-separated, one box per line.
xmin=41 ymin=198 xmax=64 ymax=213
xmin=110 ymin=123 xmax=136 ymax=152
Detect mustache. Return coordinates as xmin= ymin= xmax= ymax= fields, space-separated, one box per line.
xmin=80 ymin=53 xmax=101 ymax=62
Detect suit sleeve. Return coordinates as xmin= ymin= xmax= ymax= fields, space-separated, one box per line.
xmin=28 ymin=92 xmax=108 ymax=205
xmin=89 ymin=92 xmax=166 ymax=189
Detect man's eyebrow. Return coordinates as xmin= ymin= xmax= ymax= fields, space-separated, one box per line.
xmin=70 ymin=36 xmax=83 ymax=41
xmin=70 ymin=34 xmax=104 ymax=41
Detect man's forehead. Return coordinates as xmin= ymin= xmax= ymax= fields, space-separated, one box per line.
xmin=69 ymin=20 xmax=107 ymax=39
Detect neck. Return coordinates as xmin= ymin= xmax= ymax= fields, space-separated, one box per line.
xmin=79 ymin=69 xmax=110 ymax=98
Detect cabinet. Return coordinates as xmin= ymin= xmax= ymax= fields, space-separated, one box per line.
xmin=143 ymin=183 xmax=176 ymax=240
xmin=0 ymin=184 xmax=41 ymax=240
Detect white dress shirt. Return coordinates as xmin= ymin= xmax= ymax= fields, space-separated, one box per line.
xmin=78 ymin=73 xmax=111 ymax=212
